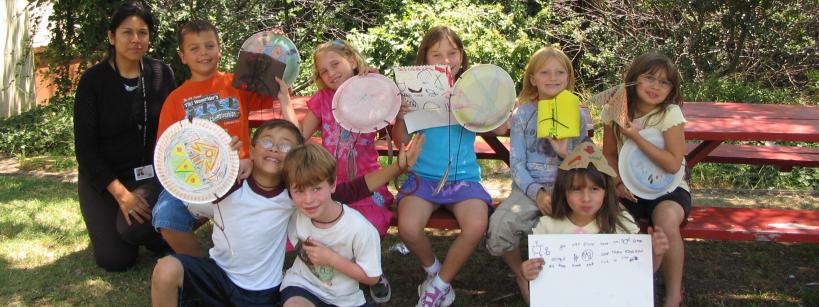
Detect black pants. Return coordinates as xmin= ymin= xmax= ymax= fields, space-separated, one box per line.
xmin=78 ymin=175 xmax=165 ymax=272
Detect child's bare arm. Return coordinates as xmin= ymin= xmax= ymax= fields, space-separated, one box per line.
xmin=303 ymin=239 xmax=380 ymax=285
xmin=521 ymin=258 xmax=545 ymax=281
xmin=274 ymin=77 xmax=299 ymax=128
xmin=300 ymin=111 xmax=321 ymax=140
xmin=363 ymin=134 xmax=425 ymax=191
xmin=648 ymin=226 xmax=669 ymax=272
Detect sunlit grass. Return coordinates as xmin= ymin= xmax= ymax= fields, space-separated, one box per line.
xmin=1 ymin=174 xmax=817 ymax=306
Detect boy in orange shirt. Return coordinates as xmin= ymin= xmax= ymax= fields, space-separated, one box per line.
xmin=153 ymin=20 xmax=296 ymax=256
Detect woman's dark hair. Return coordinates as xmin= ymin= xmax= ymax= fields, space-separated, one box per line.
xmin=109 ymin=1 xmax=155 ymax=33
xmin=107 ymin=1 xmax=155 ymax=59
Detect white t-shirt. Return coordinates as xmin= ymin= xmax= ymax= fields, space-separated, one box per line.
xmin=282 ymin=204 xmax=382 ymax=306
xmin=209 ymin=179 xmax=294 ymax=291
xmin=532 ymin=211 xmax=640 ymax=235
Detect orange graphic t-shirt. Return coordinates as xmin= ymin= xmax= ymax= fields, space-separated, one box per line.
xmin=157 ymin=71 xmax=273 ymax=159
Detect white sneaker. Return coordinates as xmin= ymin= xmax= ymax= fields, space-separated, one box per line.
xmin=416 ymin=278 xmax=455 ymax=307
xmin=369 ymin=275 xmax=391 ymax=304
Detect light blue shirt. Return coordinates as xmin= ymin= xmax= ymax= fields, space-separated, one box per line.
xmin=509 ymin=102 xmax=590 ymax=200
xmin=412 ymin=125 xmax=481 ymax=182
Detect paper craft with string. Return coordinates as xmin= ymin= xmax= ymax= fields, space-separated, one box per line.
xmin=232 ymin=51 xmax=286 ymax=97
xmin=537 ymin=90 xmax=581 ymax=139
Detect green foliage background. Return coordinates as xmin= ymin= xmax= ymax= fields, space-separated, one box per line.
xmin=6 ymin=0 xmax=818 ymax=189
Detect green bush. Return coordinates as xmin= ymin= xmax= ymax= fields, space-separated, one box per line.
xmin=0 ymin=96 xmax=75 ymax=157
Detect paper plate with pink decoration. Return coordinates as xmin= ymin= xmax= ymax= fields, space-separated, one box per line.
xmin=332 ymin=73 xmax=401 ymax=133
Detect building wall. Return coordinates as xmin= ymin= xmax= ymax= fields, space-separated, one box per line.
xmin=1 ymin=0 xmax=37 ymax=118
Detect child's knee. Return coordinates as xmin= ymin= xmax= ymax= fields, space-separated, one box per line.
xmin=152 ymin=256 xmax=183 ymax=286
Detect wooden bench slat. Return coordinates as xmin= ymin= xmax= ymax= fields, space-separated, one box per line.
xmin=685 ymin=143 xmax=819 ymax=170
xmin=681 ymin=207 xmax=819 ymax=243
xmin=389 ymin=206 xmax=819 ymax=243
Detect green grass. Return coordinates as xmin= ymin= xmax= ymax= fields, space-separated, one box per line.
xmin=1 ymin=174 xmax=817 ymax=306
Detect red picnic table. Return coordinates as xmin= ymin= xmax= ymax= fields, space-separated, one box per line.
xmin=250 ymin=99 xmax=819 ymax=170
xmin=683 ymin=102 xmax=819 ymax=170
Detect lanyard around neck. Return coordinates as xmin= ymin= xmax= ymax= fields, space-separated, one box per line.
xmin=113 ymin=58 xmax=148 ymax=163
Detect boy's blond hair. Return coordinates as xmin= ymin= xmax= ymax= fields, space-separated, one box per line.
xmin=311 ymin=39 xmax=369 ymax=90
xmin=517 ymin=46 xmax=575 ymax=105
xmin=282 ymin=143 xmax=337 ymax=190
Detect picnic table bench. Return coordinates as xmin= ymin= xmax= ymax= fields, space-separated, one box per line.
xmin=251 ymin=99 xmax=819 ymax=243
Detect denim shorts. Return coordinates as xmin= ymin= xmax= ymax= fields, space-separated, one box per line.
xmin=152 ymin=190 xmax=197 ymax=232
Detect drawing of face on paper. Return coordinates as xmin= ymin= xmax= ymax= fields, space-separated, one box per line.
xmin=394 ymin=65 xmax=454 ymax=132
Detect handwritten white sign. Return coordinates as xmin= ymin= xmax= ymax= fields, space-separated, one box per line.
xmin=394 ymin=65 xmax=455 ymax=132
xmin=527 ymin=234 xmax=654 ymax=307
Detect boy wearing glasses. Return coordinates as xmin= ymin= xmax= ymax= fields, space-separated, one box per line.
xmin=152 ymin=19 xmax=296 ymax=256
xmin=151 ymin=119 xmax=423 ymax=306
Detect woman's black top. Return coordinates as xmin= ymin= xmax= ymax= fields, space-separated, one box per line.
xmin=74 ymin=57 xmax=176 ymax=192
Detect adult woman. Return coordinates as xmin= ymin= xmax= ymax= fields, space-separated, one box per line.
xmin=73 ymin=1 xmax=176 ymax=272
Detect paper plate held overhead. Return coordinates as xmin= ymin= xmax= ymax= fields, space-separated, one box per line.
xmin=450 ymin=64 xmax=516 ymax=132
xmin=239 ymin=31 xmax=301 ymax=86
xmin=618 ymin=128 xmax=685 ymax=199
xmin=154 ymin=118 xmax=240 ymax=204
xmin=332 ymin=73 xmax=401 ymax=133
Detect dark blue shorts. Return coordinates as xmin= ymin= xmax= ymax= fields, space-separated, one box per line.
xmin=620 ymin=187 xmax=692 ymax=227
xmin=174 ymin=254 xmax=279 ymax=306
xmin=279 ymin=286 xmax=371 ymax=307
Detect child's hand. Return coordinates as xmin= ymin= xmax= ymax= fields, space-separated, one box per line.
xmin=396 ymin=104 xmax=412 ymax=120
xmin=536 ymin=189 xmax=552 ymax=215
xmin=399 ymin=134 xmax=426 ymax=170
xmin=359 ymin=67 xmax=380 ymax=76
xmin=229 ymin=136 xmax=242 ymax=152
xmin=546 ymin=137 xmax=569 ymax=158
xmin=237 ymin=159 xmax=252 ymax=182
xmin=649 ymin=226 xmax=669 ymax=257
xmin=303 ymin=239 xmax=341 ymax=267
xmin=619 ymin=120 xmax=641 ymax=140
xmin=521 ymin=258 xmax=545 ymax=281
xmin=274 ymin=77 xmax=291 ymax=104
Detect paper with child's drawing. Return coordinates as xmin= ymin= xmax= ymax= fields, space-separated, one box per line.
xmin=528 ymin=234 xmax=653 ymax=307
xmin=395 ymin=65 xmax=455 ymax=132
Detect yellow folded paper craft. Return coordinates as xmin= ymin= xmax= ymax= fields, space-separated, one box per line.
xmin=537 ymin=90 xmax=580 ymax=139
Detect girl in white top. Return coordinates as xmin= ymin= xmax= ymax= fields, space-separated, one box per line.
xmin=601 ymin=52 xmax=689 ymax=307
xmin=521 ymin=142 xmax=670 ymax=304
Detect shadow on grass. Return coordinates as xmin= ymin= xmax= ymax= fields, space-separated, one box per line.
xmin=0 ymin=246 xmax=159 ymax=306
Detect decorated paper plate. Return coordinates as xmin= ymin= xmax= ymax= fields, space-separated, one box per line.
xmin=618 ymin=128 xmax=685 ymax=199
xmin=239 ymin=31 xmax=301 ymax=86
xmin=450 ymin=64 xmax=515 ymax=132
xmin=332 ymin=73 xmax=401 ymax=133
xmin=154 ymin=118 xmax=239 ymax=204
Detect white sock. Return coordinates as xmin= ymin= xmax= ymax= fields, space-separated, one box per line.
xmin=423 ymin=258 xmax=441 ymax=276
xmin=432 ymin=274 xmax=450 ymax=290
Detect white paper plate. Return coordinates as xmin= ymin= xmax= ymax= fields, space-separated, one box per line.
xmin=618 ymin=128 xmax=685 ymax=199
xmin=154 ymin=118 xmax=239 ymax=204
xmin=450 ymin=64 xmax=515 ymax=132
xmin=332 ymin=73 xmax=401 ymax=133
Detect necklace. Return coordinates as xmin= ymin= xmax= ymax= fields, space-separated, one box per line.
xmin=311 ymin=202 xmax=344 ymax=224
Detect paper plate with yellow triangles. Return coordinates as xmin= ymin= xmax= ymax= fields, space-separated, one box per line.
xmin=154 ymin=118 xmax=239 ymax=204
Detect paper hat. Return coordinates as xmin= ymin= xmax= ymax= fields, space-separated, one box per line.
xmin=559 ymin=142 xmax=618 ymax=178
